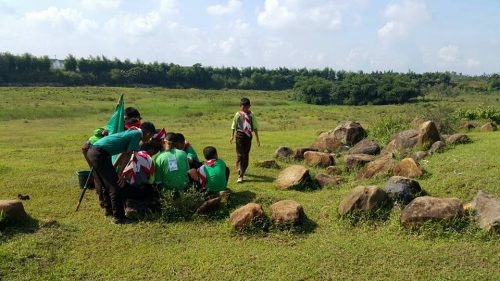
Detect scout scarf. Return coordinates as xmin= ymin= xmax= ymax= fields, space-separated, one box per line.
xmin=197 ymin=159 xmax=216 ymax=189
xmin=239 ymin=110 xmax=253 ymax=137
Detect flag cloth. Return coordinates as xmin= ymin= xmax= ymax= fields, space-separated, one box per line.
xmin=107 ymin=94 xmax=125 ymax=165
xmin=122 ymin=151 xmax=155 ymax=185
xmin=106 ymin=94 xmax=125 ymax=135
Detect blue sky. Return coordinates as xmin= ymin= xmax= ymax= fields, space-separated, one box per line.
xmin=0 ymin=0 xmax=498 ymax=74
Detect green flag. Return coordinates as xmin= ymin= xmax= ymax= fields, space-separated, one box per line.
xmin=106 ymin=94 xmax=124 ymax=135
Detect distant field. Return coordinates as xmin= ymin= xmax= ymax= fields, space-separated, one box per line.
xmin=0 ymin=87 xmax=499 ymax=280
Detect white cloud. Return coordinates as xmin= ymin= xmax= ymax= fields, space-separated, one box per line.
xmin=105 ymin=12 xmax=161 ymax=36
xmin=24 ymin=7 xmax=97 ymax=32
xmin=466 ymin=58 xmax=480 ymax=67
xmin=207 ymin=0 xmax=241 ymax=16
xmin=378 ymin=0 xmax=429 ymax=40
xmin=438 ymin=45 xmax=459 ymax=63
xmin=257 ymin=0 xmax=345 ymax=31
xmin=159 ymin=0 xmax=179 ymax=14
xmin=81 ymin=0 xmax=121 ymax=10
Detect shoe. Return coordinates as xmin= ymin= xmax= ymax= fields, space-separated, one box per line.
xmin=237 ymin=177 xmax=244 ymax=183
xmin=113 ymin=217 xmax=135 ymax=224
xmin=103 ymin=209 xmax=113 ymax=217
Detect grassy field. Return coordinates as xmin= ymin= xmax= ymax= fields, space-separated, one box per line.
xmin=0 ymin=87 xmax=499 ymax=280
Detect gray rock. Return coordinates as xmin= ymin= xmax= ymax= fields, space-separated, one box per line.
xmin=400 ymin=196 xmax=464 ymax=225
xmin=338 ymin=186 xmax=390 ymax=215
xmin=417 ymin=121 xmax=441 ymax=150
xmin=229 ymin=203 xmax=264 ymax=230
xmin=304 ymin=151 xmax=334 ymax=167
xmin=349 ymin=139 xmax=381 ymax=155
xmin=345 ymin=154 xmax=376 ymax=172
xmin=411 ymin=151 xmax=430 ymax=162
xmin=356 ymin=154 xmax=395 ymax=180
xmin=471 ymin=191 xmax=500 ymax=232
xmin=429 ymin=141 xmax=446 ymax=154
xmin=383 ymin=176 xmax=422 ymax=205
xmin=480 ymin=122 xmax=497 ymax=132
xmin=276 ymin=165 xmax=311 ymax=190
xmin=315 ymin=174 xmax=344 ymax=188
xmin=275 ymin=146 xmax=294 ymax=159
xmin=446 ymin=133 xmax=471 ymax=145
xmin=294 ymin=147 xmax=319 ymax=160
xmin=270 ymin=200 xmax=305 ymax=225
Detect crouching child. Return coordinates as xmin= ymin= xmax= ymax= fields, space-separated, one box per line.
xmin=191 ymin=146 xmax=230 ymax=198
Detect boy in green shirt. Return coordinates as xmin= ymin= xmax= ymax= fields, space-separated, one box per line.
xmin=174 ymin=133 xmax=201 ymax=169
xmin=154 ymin=133 xmax=191 ymax=192
xmin=230 ymin=98 xmax=260 ymax=183
xmin=87 ymin=122 xmax=156 ymax=224
xmin=192 ymin=146 xmax=230 ymax=196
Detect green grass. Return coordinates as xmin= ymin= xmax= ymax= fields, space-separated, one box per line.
xmin=0 ymin=87 xmax=499 ymax=280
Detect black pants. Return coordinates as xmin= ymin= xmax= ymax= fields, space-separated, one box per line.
xmin=81 ymin=142 xmax=107 ymax=209
xmin=87 ymin=147 xmax=125 ymax=219
xmin=236 ymin=132 xmax=252 ymax=177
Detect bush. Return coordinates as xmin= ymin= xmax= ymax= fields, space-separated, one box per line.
xmin=160 ymin=188 xmax=205 ymax=222
xmin=293 ymin=77 xmax=333 ymax=105
xmin=454 ymin=106 xmax=500 ymax=123
xmin=368 ymin=115 xmax=411 ymax=144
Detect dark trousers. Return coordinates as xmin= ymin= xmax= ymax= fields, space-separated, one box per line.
xmin=87 ymin=147 xmax=125 ymax=219
xmin=81 ymin=142 xmax=107 ymax=209
xmin=236 ymin=132 xmax=252 ymax=177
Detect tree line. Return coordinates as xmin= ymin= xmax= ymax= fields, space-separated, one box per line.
xmin=0 ymin=52 xmax=498 ymax=105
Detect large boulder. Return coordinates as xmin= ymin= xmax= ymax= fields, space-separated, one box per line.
xmin=417 ymin=121 xmax=441 ymax=150
xmin=0 ymin=200 xmax=27 ymax=222
xmin=383 ymin=176 xmax=422 ymax=205
xmin=276 ymin=165 xmax=311 ymax=190
xmin=446 ymin=133 xmax=471 ymax=145
xmin=338 ymin=186 xmax=390 ymax=216
xmin=429 ymin=141 xmax=446 ymax=154
xmin=326 ymin=166 xmax=342 ymax=175
xmin=315 ymin=174 xmax=345 ymax=188
xmin=382 ymin=130 xmax=419 ymax=156
xmin=332 ymin=121 xmax=367 ymax=146
xmin=411 ymin=151 xmax=430 ymax=162
xmin=345 ymin=154 xmax=376 ymax=172
xmin=311 ymin=121 xmax=367 ymax=152
xmin=270 ymin=200 xmax=305 ymax=225
xmin=480 ymin=122 xmax=497 ymax=132
xmin=311 ymin=132 xmax=343 ymax=152
xmin=400 ymin=196 xmax=464 ymax=225
xmin=255 ymin=160 xmax=279 ymax=169
xmin=304 ymin=151 xmax=334 ymax=167
xmin=348 ymin=139 xmax=381 ymax=155
xmin=356 ymin=154 xmax=395 ymax=180
xmin=229 ymin=203 xmax=265 ymax=230
xmin=392 ymin=158 xmax=425 ymax=178
xmin=294 ymin=147 xmax=319 ymax=160
xmin=471 ymin=191 xmax=500 ymax=232
xmin=275 ymin=146 xmax=294 ymax=159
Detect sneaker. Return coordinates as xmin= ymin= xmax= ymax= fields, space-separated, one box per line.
xmin=237 ymin=177 xmax=244 ymax=183
xmin=113 ymin=217 xmax=135 ymax=225
xmin=103 ymin=209 xmax=113 ymax=217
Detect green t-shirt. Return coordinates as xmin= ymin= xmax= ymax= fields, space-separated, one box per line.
xmin=231 ymin=112 xmax=259 ymax=132
xmin=199 ymin=159 xmax=227 ymax=192
xmin=154 ymin=148 xmax=190 ymax=192
xmin=184 ymin=145 xmax=200 ymax=163
xmin=92 ymin=129 xmax=142 ymax=155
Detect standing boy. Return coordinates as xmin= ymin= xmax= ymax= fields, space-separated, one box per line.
xmin=230 ymin=98 xmax=260 ymax=183
xmin=87 ymin=122 xmax=156 ymax=224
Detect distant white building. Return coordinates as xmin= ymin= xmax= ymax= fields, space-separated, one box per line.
xmin=50 ymin=59 xmax=64 ymax=70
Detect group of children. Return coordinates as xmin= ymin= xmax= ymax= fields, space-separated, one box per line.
xmin=82 ymin=98 xmax=260 ymax=224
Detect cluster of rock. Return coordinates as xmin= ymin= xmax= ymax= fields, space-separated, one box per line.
xmin=460 ymin=121 xmax=498 ymax=132
xmin=337 ymin=176 xmax=500 ymax=232
xmin=229 ymin=200 xmax=305 ymax=231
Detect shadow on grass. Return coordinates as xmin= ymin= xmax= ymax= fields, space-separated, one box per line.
xmin=0 ymin=215 xmax=39 ymax=242
xmin=244 ymin=174 xmax=275 ymax=183
xmin=340 ymin=207 xmax=392 ymax=227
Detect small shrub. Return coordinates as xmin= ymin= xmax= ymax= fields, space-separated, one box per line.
xmin=160 ymin=188 xmax=205 ymax=222
xmin=368 ymin=114 xmax=411 ymax=144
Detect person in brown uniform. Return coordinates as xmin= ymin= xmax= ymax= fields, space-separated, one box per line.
xmin=229 ymin=98 xmax=260 ymax=183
